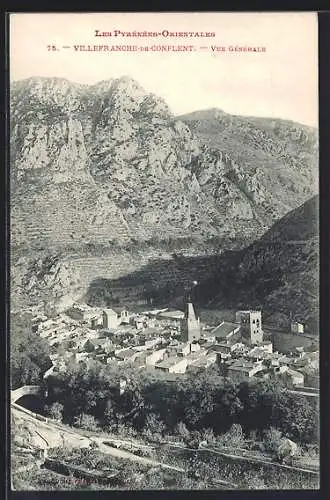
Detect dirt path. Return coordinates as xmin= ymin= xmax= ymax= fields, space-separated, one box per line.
xmin=92 ymin=438 xmax=184 ymax=472
xmin=12 ymin=405 xmax=184 ymax=473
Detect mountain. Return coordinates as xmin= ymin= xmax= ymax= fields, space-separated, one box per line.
xmin=10 ymin=77 xmax=318 ymax=312
xmin=198 ymin=195 xmax=319 ymax=331
xmin=180 ymin=108 xmax=318 ymax=223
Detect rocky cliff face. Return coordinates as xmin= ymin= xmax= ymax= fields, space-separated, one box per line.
xmin=181 ymin=108 xmax=318 ymax=226
xmin=11 ymin=252 xmax=82 ymax=313
xmin=10 ymin=76 xmax=318 ymax=310
xmin=11 ymin=76 xmax=318 ymax=250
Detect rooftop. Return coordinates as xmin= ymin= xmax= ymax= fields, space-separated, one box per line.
xmin=142 ymin=327 xmax=160 ymax=336
xmin=278 ymin=355 xmax=294 ymax=364
xmin=237 ymin=310 xmax=261 ymax=315
xmin=248 ymin=347 xmax=269 ymax=358
xmin=115 ymin=348 xmax=137 ymax=360
xmin=143 ymin=308 xmax=168 ymax=316
xmin=157 ymin=310 xmax=185 ymax=320
xmin=207 ymin=343 xmax=230 ymax=352
xmin=103 ymin=308 xmax=119 ymax=317
xmin=282 ymin=368 xmax=304 ymax=378
xmin=89 ymin=337 xmax=109 ymax=346
xmin=211 ymin=322 xmax=240 ymax=339
xmin=297 ymin=364 xmax=319 ymax=375
xmin=99 ymin=328 xmax=118 ymax=335
xmin=228 ymin=359 xmax=261 ymax=372
xmin=156 ymin=356 xmax=186 ymax=369
xmin=114 ymin=325 xmax=136 ymax=334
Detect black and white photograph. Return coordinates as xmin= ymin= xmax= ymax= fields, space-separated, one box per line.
xmin=9 ymin=11 xmax=320 ymax=490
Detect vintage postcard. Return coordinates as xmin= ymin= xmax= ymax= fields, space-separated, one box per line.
xmin=9 ymin=12 xmax=319 ymax=491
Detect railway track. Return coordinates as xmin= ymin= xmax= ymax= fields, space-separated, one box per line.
xmin=162 ymin=442 xmax=319 ymax=476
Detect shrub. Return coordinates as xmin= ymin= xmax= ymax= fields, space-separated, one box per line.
xmin=45 ymin=402 xmax=64 ymax=422
xmin=116 ymin=423 xmax=137 ymax=439
xmin=247 ymin=429 xmax=260 ymax=449
xmin=304 ymin=443 xmax=319 ymax=458
xmin=189 ymin=430 xmax=202 ymax=449
xmin=263 ymin=427 xmax=283 ymax=453
xmin=243 ymin=471 xmax=266 ymax=489
xmin=217 ymin=423 xmax=246 ymax=449
xmin=142 ymin=414 xmax=165 ymax=442
xmin=74 ymin=413 xmax=98 ymax=431
xmin=201 ymin=427 xmax=216 ymax=445
xmin=174 ymin=421 xmax=190 ymax=443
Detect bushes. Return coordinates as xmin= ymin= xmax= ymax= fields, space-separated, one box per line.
xmin=116 ymin=423 xmax=138 ymax=439
xmin=174 ymin=421 xmax=190 ymax=443
xmin=216 ymin=424 xmax=246 ymax=449
xmin=73 ymin=413 xmax=99 ymax=431
xmin=200 ymin=427 xmax=216 ymax=446
xmin=142 ymin=414 xmax=166 ymax=443
xmin=46 ymin=363 xmax=318 ymax=447
xmin=303 ymin=443 xmax=319 ymax=458
xmin=11 ymin=311 xmax=52 ymax=389
xmin=45 ymin=402 xmax=64 ymax=422
xmin=262 ymin=427 xmax=283 ymax=454
xmin=242 ymin=471 xmax=266 ymax=489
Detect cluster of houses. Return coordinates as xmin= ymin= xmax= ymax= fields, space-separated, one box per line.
xmin=33 ymin=300 xmax=319 ymax=390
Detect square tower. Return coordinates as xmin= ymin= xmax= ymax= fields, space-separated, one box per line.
xmin=103 ymin=309 xmax=119 ymax=329
xmin=237 ymin=310 xmax=263 ymax=345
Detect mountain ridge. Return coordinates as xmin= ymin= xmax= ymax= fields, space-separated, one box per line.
xmin=10 ymin=76 xmax=318 ymax=316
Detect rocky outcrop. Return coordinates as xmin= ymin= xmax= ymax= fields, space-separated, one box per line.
xmin=11 ymin=253 xmax=82 ymax=313
xmin=11 ymin=76 xmax=318 ymax=251
xmin=181 ymin=109 xmax=318 ymax=228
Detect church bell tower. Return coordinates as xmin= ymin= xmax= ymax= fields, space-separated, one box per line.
xmin=182 ymin=301 xmax=201 ymax=342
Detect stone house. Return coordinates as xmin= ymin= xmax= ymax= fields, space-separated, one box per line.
xmin=145 ymin=337 xmax=162 ymax=350
xmin=247 ymin=347 xmax=271 ymax=362
xmin=297 ymin=365 xmax=319 ymax=388
xmin=157 ymin=310 xmax=185 ymax=322
xmin=227 ymin=359 xmax=264 ymax=382
xmin=114 ymin=348 xmax=140 ymax=363
xmin=145 ymin=348 xmax=167 ymax=366
xmin=177 ymin=342 xmax=192 ymax=357
xmin=155 ymin=356 xmax=188 ymax=374
xmin=291 ymin=322 xmax=304 ymax=334
xmin=134 ymin=317 xmax=146 ymax=330
xmin=280 ymin=368 xmax=305 ymax=387
xmin=188 ymin=352 xmax=217 ymax=370
xmin=84 ymin=337 xmax=112 ymax=353
xmin=211 ymin=322 xmax=241 ymax=343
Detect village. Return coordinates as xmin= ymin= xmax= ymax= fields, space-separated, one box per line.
xmin=32 ymin=298 xmax=319 ymax=391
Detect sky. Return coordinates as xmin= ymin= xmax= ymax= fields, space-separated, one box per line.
xmin=9 ymin=12 xmax=318 ymax=126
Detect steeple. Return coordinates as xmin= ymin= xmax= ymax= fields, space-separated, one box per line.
xmin=182 ymin=300 xmax=201 ymax=342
